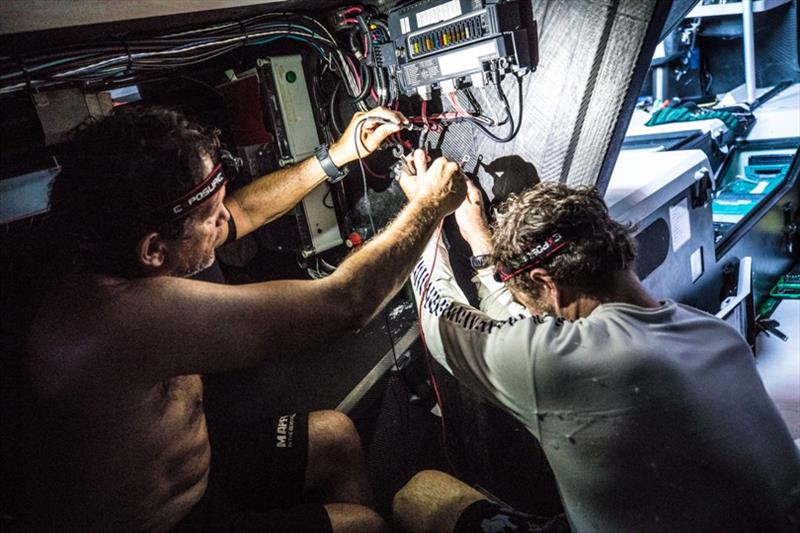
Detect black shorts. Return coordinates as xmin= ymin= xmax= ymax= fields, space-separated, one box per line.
xmin=173 ymin=413 xmax=332 ymax=533
xmin=454 ymin=500 xmax=569 ymax=533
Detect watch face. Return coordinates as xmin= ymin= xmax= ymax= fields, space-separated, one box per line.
xmin=470 ymin=255 xmax=492 ymax=270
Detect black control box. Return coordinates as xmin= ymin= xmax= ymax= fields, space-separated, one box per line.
xmin=385 ymin=0 xmax=537 ymax=97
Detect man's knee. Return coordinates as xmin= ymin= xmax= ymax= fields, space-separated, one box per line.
xmin=325 ymin=503 xmax=388 ymax=533
xmin=393 ymin=470 xmax=485 ymax=533
xmin=309 ymin=410 xmax=362 ymax=462
xmin=394 ymin=470 xmax=441 ymax=510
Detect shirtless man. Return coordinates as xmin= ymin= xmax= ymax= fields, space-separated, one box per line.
xmin=21 ymin=106 xmax=465 ymax=532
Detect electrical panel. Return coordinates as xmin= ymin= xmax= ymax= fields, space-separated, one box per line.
xmin=384 ymin=0 xmax=537 ymax=99
xmin=259 ymin=54 xmax=343 ymax=257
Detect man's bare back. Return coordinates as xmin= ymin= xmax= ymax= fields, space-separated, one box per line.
xmin=28 ymin=273 xmax=211 ymax=531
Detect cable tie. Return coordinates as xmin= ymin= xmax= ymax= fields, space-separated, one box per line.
xmin=16 ymin=57 xmax=33 ymax=92
xmin=119 ymin=37 xmax=133 ymax=75
xmin=237 ymin=20 xmax=249 ymax=47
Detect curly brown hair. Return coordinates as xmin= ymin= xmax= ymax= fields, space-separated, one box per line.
xmin=491 ymin=183 xmax=636 ymax=298
xmin=49 ymin=105 xmax=220 ymax=276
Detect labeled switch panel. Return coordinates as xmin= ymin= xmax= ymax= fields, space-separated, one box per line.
xmin=386 ymin=0 xmax=537 ymax=97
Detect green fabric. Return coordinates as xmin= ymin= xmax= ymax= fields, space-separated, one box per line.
xmin=712 ymin=162 xmax=790 ymax=224
xmin=646 ymin=106 xmax=741 ymax=131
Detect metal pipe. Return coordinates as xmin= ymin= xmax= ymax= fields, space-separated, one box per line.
xmin=653 ymin=66 xmax=667 ymax=102
xmin=742 ymin=0 xmax=757 ymax=102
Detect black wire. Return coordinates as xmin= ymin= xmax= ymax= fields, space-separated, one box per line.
xmin=322 ymin=188 xmax=335 ymax=208
xmin=353 ymin=116 xmax=377 ymax=236
xmin=372 ymin=66 xmax=384 ymax=107
xmin=466 ymin=74 xmax=523 ymax=143
xmin=352 ymin=60 xmax=372 ymax=102
xmin=371 ymin=19 xmax=390 ymax=34
xmin=382 ymin=305 xmax=412 ymax=474
xmin=329 ymin=81 xmax=343 ymax=136
xmin=348 ymin=29 xmax=361 ymax=55
xmin=384 ymin=308 xmax=400 ymax=367
xmin=463 ymin=87 xmax=483 ymax=116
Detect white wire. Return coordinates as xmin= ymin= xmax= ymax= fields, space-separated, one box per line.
xmin=1 ymin=18 xmax=359 ymax=97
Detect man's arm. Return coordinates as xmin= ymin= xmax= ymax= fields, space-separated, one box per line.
xmin=87 ymin=157 xmax=465 ymax=384
xmin=221 ymin=107 xmax=406 ymax=243
xmin=410 ymin=226 xmax=543 ymax=430
xmin=398 ymin=151 xmax=526 ymax=318
xmin=454 ymin=179 xmax=528 ymax=319
xmin=396 ymin=153 xmax=545 ymax=429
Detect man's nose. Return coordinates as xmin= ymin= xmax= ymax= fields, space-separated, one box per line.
xmin=218 ymin=204 xmax=231 ymax=226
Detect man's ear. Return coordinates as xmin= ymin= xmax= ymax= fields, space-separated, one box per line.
xmin=528 ymin=268 xmax=557 ymax=298
xmin=136 ymin=232 xmax=167 ymax=269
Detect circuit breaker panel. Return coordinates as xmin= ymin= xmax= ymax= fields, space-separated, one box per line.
xmin=259 ymin=54 xmax=343 ymax=257
xmin=383 ymin=0 xmax=537 ymax=99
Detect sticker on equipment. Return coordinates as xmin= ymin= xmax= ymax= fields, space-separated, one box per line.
xmin=669 ymin=197 xmax=691 ymax=252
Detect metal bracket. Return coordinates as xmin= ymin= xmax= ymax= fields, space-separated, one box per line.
xmin=691 ymin=168 xmax=713 ymax=209
xmin=783 ymin=202 xmax=796 ymax=255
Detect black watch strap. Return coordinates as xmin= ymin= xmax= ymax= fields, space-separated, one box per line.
xmin=314 ymin=143 xmax=348 ymax=184
xmin=470 ymin=254 xmax=493 ymax=270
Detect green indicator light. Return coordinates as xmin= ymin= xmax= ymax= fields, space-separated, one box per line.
xmin=285 ymin=71 xmax=297 ymax=83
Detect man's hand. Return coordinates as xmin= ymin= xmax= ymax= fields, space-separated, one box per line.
xmin=329 ymin=107 xmax=408 ymax=166
xmin=418 ymin=157 xmax=467 ymax=216
xmin=397 ymin=149 xmax=465 ymax=216
xmin=454 ymin=180 xmax=492 ymax=256
xmin=396 ymin=149 xmax=429 ymax=200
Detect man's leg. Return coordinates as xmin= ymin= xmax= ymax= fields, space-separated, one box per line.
xmin=305 ymin=410 xmax=387 ymax=532
xmin=393 ymin=470 xmax=486 ymax=533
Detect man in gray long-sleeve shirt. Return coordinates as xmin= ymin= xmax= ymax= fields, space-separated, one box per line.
xmin=390 ymin=150 xmax=800 ymax=533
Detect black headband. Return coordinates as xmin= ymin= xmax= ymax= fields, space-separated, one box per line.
xmin=149 ymin=163 xmax=227 ymax=222
xmin=494 ymin=233 xmax=568 ymax=283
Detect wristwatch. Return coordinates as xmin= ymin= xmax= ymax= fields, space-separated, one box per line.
xmin=469 ymin=254 xmax=493 ymax=270
xmin=314 ymin=143 xmax=348 ymax=184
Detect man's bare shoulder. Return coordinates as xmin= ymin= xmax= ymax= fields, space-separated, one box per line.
xmin=26 ymin=268 xmax=309 ymax=396
xmin=27 ymin=271 xmax=198 ymax=398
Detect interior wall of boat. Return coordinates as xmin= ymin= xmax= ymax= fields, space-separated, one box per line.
xmin=422 ymin=0 xmax=670 ymax=202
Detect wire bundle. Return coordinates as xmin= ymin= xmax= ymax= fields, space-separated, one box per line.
xmin=0 ymin=12 xmax=368 ymax=104
xmin=403 ymin=75 xmax=524 ymax=145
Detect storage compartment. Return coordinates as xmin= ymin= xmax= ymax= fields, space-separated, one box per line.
xmin=606 ymin=149 xmax=718 ymax=310
xmin=713 ymin=140 xmax=799 ymax=253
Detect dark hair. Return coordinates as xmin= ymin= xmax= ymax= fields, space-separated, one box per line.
xmin=492 ymin=183 xmax=637 ymax=297
xmin=49 ymin=105 xmax=220 ymax=275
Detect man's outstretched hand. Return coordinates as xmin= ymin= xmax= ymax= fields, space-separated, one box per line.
xmin=330 ymin=107 xmax=408 ymax=166
xmin=399 ymin=149 xmax=489 ymax=253
xmin=397 ymin=149 xmax=466 ymax=217
xmin=454 ymin=179 xmax=492 ymax=256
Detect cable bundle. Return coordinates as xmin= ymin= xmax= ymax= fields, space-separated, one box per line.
xmin=0 ymin=11 xmax=368 ymax=106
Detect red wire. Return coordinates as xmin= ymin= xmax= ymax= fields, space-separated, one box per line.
xmin=447 ymin=91 xmax=469 ymax=117
xmin=341 ymin=5 xmax=363 ymax=15
xmin=418 ymin=222 xmax=457 ymax=474
xmin=361 ymin=158 xmax=388 ymax=180
xmin=405 ymin=112 xmax=461 ymax=124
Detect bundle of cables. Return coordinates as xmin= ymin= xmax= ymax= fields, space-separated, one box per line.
xmin=0 ymin=11 xmax=369 ymax=108
xmin=326 ymin=4 xmax=398 ymax=136
xmin=405 ymin=72 xmax=524 ymax=146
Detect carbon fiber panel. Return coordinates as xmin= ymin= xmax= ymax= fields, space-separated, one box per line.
xmin=422 ymin=0 xmax=658 ymax=200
